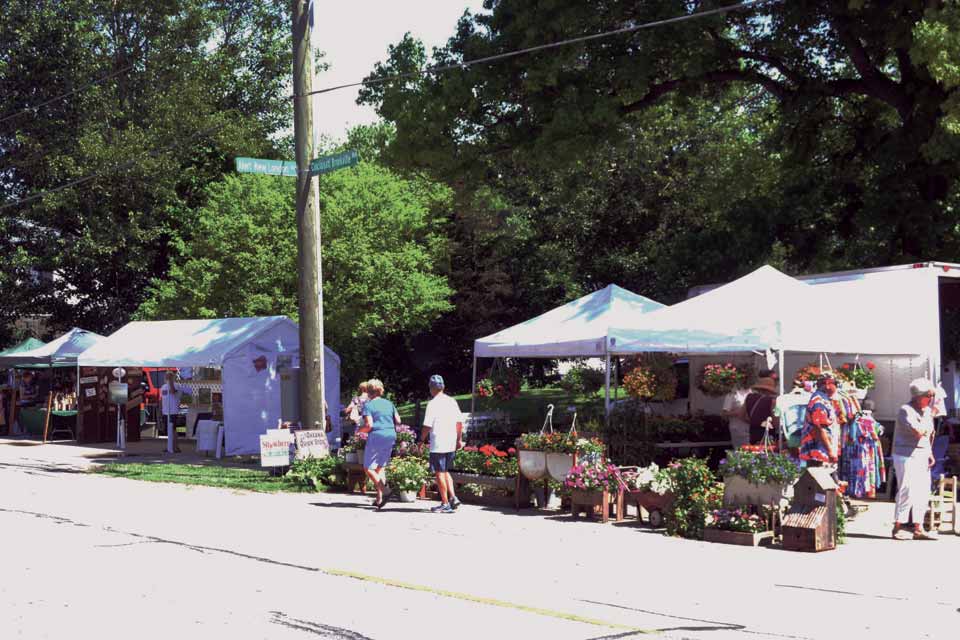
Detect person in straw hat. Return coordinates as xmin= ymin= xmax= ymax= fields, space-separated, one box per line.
xmin=800 ymin=371 xmax=841 ymax=466
xmin=742 ymin=372 xmax=780 ymax=445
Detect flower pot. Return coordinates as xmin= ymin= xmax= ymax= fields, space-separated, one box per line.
xmin=853 ymin=389 xmax=868 ymax=401
xmin=703 ymin=527 xmax=774 ymax=547
xmin=398 ymin=489 xmax=418 ymax=503
xmin=518 ymin=449 xmax=547 ymax=481
xmin=546 ymin=451 xmax=575 ymax=482
xmin=723 ymin=475 xmax=794 ymax=507
xmin=344 ymin=452 xmax=359 ymax=464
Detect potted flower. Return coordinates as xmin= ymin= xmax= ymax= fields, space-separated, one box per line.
xmin=564 ymin=461 xmax=623 ymax=522
xmin=340 ymin=431 xmax=368 ymax=463
xmin=719 ymin=450 xmax=801 ymax=507
xmin=622 ymin=354 xmax=677 ymax=402
xmin=836 ymin=362 xmax=876 ymax=399
xmin=698 ymin=362 xmax=753 ymax=397
xmin=392 ymin=424 xmax=418 ymax=457
xmin=542 ymin=432 xmax=605 ymax=482
xmin=792 ymin=363 xmax=822 ymax=390
xmin=704 ymin=507 xmax=774 ymax=546
xmin=476 ymin=365 xmax=522 ymax=401
xmin=387 ymin=456 xmax=429 ymax=502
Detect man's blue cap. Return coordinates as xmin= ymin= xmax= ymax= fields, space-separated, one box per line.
xmin=429 ymin=374 xmax=444 ymax=388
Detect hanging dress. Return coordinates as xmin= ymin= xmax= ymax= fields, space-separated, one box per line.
xmin=840 ymin=411 xmax=886 ymax=499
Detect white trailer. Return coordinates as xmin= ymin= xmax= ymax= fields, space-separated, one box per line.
xmin=686 ymin=262 xmax=960 ymax=421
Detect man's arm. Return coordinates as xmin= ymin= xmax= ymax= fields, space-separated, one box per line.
xmin=455 ymin=421 xmax=463 ymax=450
xmin=420 ymin=425 xmax=431 ymax=445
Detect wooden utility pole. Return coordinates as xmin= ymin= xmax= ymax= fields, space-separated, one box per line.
xmin=292 ymin=0 xmax=327 ymax=447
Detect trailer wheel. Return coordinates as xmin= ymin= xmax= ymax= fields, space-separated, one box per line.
xmin=648 ymin=509 xmax=664 ymax=528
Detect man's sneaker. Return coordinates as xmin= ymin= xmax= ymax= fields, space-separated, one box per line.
xmin=449 ymin=497 xmax=462 ymax=510
xmin=432 ymin=504 xmax=455 ymax=514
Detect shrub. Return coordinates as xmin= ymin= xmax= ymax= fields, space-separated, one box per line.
xmin=663 ymin=458 xmax=722 ymax=540
xmin=559 ymin=364 xmax=606 ymax=396
xmin=286 ymin=456 xmax=341 ymax=490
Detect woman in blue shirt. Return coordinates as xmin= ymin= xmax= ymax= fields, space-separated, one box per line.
xmin=361 ymin=378 xmax=401 ymax=509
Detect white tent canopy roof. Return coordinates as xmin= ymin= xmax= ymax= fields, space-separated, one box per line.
xmin=78 ymin=316 xmax=340 ymax=368
xmin=608 ymin=265 xmax=926 ymax=356
xmin=0 ymin=327 xmax=105 ymax=367
xmin=474 ymin=284 xmax=665 ymax=358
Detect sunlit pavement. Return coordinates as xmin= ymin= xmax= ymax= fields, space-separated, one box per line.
xmin=1 ymin=444 xmax=958 ymax=639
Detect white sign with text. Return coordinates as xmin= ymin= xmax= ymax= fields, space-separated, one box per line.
xmin=294 ymin=429 xmax=327 ymax=460
xmin=259 ymin=429 xmax=294 ymax=467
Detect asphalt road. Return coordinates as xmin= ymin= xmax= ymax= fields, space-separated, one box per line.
xmin=1 ymin=446 xmax=958 ymax=640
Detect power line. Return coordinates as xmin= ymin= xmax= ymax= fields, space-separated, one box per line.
xmin=296 ymin=0 xmax=776 ymax=98
xmin=0 ymin=122 xmax=225 ymax=212
xmin=0 ymin=64 xmax=135 ymax=126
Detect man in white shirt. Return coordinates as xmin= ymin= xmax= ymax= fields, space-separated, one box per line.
xmin=160 ymin=371 xmax=184 ymax=454
xmin=420 ymin=375 xmax=463 ymax=513
xmin=722 ymin=386 xmax=750 ymax=450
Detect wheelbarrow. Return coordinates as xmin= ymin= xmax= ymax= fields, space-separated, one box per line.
xmin=623 ymin=489 xmax=674 ymax=528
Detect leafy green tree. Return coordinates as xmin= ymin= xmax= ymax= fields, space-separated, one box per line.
xmin=136 ymin=163 xmax=454 ymax=385
xmin=0 ymin=1 xmax=291 ymax=334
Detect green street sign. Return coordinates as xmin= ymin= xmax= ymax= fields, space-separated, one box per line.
xmin=235 ymin=157 xmax=298 ymax=177
xmin=309 ymin=149 xmax=359 ymax=176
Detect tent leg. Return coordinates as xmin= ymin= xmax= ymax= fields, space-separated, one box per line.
xmin=470 ymin=356 xmax=477 ymax=418
xmin=604 ymin=351 xmax=611 ymax=424
xmin=778 ymin=349 xmax=785 ymax=450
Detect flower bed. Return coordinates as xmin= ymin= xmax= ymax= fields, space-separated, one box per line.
xmin=453 ymin=444 xmax=517 ymax=477
xmin=719 ymin=451 xmax=801 ymax=507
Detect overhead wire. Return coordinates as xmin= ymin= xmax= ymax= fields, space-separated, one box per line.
xmin=296 ymin=0 xmax=776 ymax=98
xmin=1 ymin=0 xmax=775 ymax=210
xmin=0 ymin=64 xmax=135 ymax=126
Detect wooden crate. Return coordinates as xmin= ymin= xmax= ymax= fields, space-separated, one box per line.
xmin=703 ymin=527 xmax=774 ymax=547
xmin=570 ymin=488 xmax=623 ymax=523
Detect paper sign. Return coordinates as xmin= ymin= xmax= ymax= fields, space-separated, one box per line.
xmin=815 ymin=493 xmax=826 ymax=504
xmin=260 ymin=431 xmax=294 ymax=467
xmin=85 ymin=388 xmax=96 ymax=398
xmin=195 ymin=421 xmax=222 ymax=453
xmin=295 ymin=430 xmax=327 ymax=459
xmin=80 ymin=376 xmax=98 ymax=385
xmin=108 ymin=381 xmax=128 ymax=404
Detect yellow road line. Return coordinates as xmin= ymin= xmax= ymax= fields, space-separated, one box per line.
xmin=323 ymin=567 xmax=656 ymax=634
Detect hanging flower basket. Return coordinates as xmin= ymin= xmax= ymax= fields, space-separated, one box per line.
xmin=546 ymin=452 xmax=576 ymax=483
xmin=517 ymin=449 xmax=548 ymax=481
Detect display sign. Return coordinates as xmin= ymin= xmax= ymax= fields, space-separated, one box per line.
xmin=294 ymin=429 xmax=327 ymax=460
xmin=108 ymin=381 xmax=128 ymax=405
xmin=85 ymin=388 xmax=96 ymax=398
xmin=195 ymin=421 xmax=222 ymax=453
xmin=79 ymin=376 xmax=98 ymax=385
xmin=260 ymin=430 xmax=294 ymax=467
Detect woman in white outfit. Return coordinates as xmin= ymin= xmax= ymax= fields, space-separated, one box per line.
xmin=891 ymin=378 xmax=938 ymax=540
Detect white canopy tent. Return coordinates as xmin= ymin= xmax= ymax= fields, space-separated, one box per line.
xmin=608 ymin=265 xmax=930 ymax=357
xmin=472 ymin=284 xmax=666 ymax=415
xmin=78 ymin=316 xmax=340 ymax=456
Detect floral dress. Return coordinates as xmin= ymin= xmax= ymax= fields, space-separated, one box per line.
xmin=840 ymin=412 xmax=886 ymax=499
xmin=800 ymin=390 xmax=839 ymax=464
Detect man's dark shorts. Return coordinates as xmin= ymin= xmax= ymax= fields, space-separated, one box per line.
xmin=429 ymin=452 xmax=455 ymax=473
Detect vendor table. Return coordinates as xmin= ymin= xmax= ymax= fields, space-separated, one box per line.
xmin=18 ymin=408 xmax=77 ymax=438
xmin=654 ymin=440 xmax=732 ymax=449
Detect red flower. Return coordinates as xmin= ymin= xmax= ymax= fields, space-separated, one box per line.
xmin=507 ymin=447 xmax=516 ymax=454
xmin=842 ymin=363 xmax=851 ymax=370
xmin=866 ymin=361 xmax=876 ymax=370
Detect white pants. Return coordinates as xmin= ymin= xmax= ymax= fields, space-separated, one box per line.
xmin=893 ymin=452 xmax=931 ymax=524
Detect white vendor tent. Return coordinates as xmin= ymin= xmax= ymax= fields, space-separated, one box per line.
xmin=472 ymin=284 xmax=666 ymax=414
xmin=78 ymin=316 xmax=340 ymax=456
xmin=607 ymin=265 xmax=928 ymax=357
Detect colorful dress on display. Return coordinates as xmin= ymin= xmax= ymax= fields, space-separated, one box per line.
xmin=839 ymin=412 xmax=886 ymax=499
xmin=800 ymin=390 xmax=839 ymax=464
xmin=832 ymin=391 xmax=861 ymax=429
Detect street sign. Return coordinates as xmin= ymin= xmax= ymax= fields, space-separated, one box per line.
xmin=309 ymin=149 xmax=359 ymax=176
xmin=235 ymin=157 xmax=298 ymax=177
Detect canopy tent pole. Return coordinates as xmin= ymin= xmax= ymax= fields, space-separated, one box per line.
xmin=778 ymin=348 xmax=785 ymax=450
xmin=604 ymin=350 xmax=611 ymax=424
xmin=470 ymin=355 xmax=477 ymax=418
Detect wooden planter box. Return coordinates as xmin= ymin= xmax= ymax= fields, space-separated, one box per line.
xmin=448 ymin=472 xmax=526 ymax=509
xmin=703 ymin=527 xmax=774 ymax=547
xmin=570 ymin=488 xmax=623 ymax=523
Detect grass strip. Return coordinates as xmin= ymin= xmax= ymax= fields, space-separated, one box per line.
xmin=94 ymin=462 xmax=317 ymax=493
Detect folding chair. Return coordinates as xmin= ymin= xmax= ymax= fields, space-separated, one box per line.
xmin=927 ymin=476 xmax=958 ymax=534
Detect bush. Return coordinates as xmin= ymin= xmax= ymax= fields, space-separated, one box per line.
xmin=663 ymin=457 xmax=722 ymax=540
xmin=286 ymin=456 xmax=342 ymax=491
xmin=558 ymin=364 xmax=606 ymax=396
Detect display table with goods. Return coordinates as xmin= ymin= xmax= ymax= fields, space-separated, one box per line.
xmin=516 ymin=429 xmax=605 ymax=509
xmin=447 ymin=444 xmax=527 ymax=507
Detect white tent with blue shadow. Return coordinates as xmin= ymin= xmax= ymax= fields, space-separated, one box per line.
xmin=472 ymin=284 xmax=666 ymax=414
xmin=78 ymin=316 xmax=340 ymax=456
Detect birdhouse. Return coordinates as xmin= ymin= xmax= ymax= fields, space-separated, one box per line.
xmin=781 ymin=467 xmax=839 ymax=552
